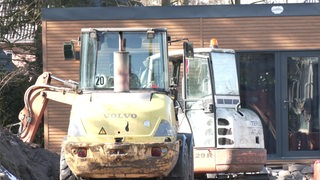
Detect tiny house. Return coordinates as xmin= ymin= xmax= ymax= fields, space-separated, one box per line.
xmin=42 ymin=3 xmax=320 ymax=168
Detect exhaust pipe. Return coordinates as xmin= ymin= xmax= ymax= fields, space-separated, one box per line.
xmin=114 ymin=51 xmax=129 ymax=92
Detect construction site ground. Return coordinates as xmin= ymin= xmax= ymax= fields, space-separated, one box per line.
xmin=0 ymin=128 xmax=59 ymax=180
xmin=0 ymin=127 xmax=316 ymax=180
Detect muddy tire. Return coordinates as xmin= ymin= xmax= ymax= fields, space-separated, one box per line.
xmin=60 ymin=148 xmax=78 ymax=180
xmin=165 ymin=133 xmax=194 ymax=180
xmin=186 ymin=133 xmax=194 ymax=180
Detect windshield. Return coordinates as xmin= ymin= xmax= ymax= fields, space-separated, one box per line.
xmin=79 ymin=29 xmax=168 ymax=91
xmin=211 ymin=52 xmax=239 ymax=95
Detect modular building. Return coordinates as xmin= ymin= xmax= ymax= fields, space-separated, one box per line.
xmin=42 ymin=3 xmax=320 ymax=166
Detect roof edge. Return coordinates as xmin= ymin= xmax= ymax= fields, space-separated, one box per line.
xmin=42 ymin=3 xmax=320 ymax=21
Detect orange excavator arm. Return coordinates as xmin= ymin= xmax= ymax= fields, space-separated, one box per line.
xmin=18 ymin=72 xmax=79 ymax=143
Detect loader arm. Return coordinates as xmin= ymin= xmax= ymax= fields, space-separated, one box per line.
xmin=18 ymin=72 xmax=79 ymax=143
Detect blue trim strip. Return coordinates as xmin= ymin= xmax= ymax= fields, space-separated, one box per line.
xmin=42 ymin=3 xmax=320 ymax=21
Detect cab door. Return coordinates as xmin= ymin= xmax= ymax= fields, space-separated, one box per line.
xmin=183 ymin=54 xmax=215 ymax=148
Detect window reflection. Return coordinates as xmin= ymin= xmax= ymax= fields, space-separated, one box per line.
xmin=287 ymin=57 xmax=319 ymax=151
xmin=186 ymin=57 xmax=211 ymax=99
xmin=238 ymin=53 xmax=276 ymax=154
xmin=211 ymin=52 xmax=239 ymax=96
xmin=79 ymin=30 xmax=168 ymax=90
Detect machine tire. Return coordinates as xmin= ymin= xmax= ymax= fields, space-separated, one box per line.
xmin=60 ymin=148 xmax=79 ymax=180
xmin=186 ymin=133 xmax=194 ymax=180
xmin=165 ymin=133 xmax=194 ymax=180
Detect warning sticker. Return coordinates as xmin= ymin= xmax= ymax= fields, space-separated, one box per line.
xmin=99 ymin=127 xmax=107 ymax=135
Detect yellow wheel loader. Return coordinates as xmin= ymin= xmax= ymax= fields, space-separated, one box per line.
xmin=18 ymin=28 xmax=194 ymax=180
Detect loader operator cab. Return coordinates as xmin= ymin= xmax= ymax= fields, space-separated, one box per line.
xmin=78 ymin=28 xmax=169 ymax=92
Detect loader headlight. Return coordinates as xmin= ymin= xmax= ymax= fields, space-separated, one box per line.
xmin=154 ymin=120 xmax=174 ymax=137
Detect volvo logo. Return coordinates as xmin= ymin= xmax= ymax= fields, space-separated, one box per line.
xmin=104 ymin=113 xmax=138 ymax=119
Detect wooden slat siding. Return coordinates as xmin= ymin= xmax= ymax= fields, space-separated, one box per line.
xmin=201 ymin=16 xmax=320 ymax=50
xmin=43 ymin=20 xmax=49 ymax=150
xmin=43 ymin=15 xmax=320 ymax=153
xmin=43 ymin=19 xmax=81 ymax=151
xmin=46 ymin=101 xmax=72 ymax=152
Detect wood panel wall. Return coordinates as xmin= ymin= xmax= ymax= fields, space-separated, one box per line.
xmin=43 ymin=16 xmax=320 ymax=153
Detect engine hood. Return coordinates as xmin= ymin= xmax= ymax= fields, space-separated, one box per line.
xmin=68 ymin=92 xmax=176 ymax=141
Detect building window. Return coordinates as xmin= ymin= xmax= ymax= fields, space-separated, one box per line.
xmin=286 ymin=56 xmax=319 ymax=151
xmin=238 ymin=52 xmax=276 ymax=154
xmin=238 ymin=51 xmax=320 ymax=158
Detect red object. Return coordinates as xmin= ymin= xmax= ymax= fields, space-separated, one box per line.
xmin=151 ymin=147 xmax=162 ymax=156
xmin=77 ymin=148 xmax=87 ymax=157
xmin=315 ymin=160 xmax=320 ymax=180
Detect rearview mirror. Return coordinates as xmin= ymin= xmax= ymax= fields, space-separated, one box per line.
xmin=64 ymin=42 xmax=75 ymax=60
xmin=64 ymin=41 xmax=80 ymax=60
xmin=183 ymin=42 xmax=194 ymax=58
